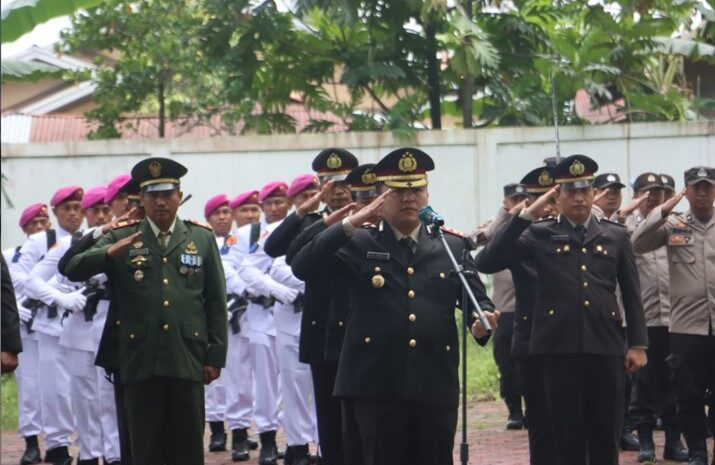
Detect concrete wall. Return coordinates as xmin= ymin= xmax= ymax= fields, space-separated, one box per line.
xmin=2 ymin=121 xmax=713 ymax=250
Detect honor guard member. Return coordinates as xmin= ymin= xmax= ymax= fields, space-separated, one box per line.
xmin=11 ymin=186 xmax=87 ymax=465
xmin=291 ymin=148 xmax=499 ymax=465
xmin=4 ymin=203 xmax=50 ymax=464
xmin=269 ymin=175 xmax=322 ymax=465
xmin=231 ymin=190 xmax=262 ymax=229
xmin=106 ymin=174 xmax=133 ymax=217
xmin=2 ymin=254 xmax=23 ymax=369
xmin=238 ymin=181 xmax=294 ymax=465
xmin=63 ymin=157 xmax=228 ymax=465
xmin=480 ymin=182 xmax=527 ymax=430
xmin=33 ymin=187 xmax=121 ymax=465
xmin=202 ymin=194 xmax=238 ymax=452
xmin=613 ymin=173 xmax=689 ymax=462
xmin=224 ymin=190 xmax=261 ymax=460
xmin=476 ymin=166 xmax=559 ymax=465
xmin=479 ymin=154 xmax=648 ymax=465
xmin=58 ymin=174 xmax=142 ymax=465
xmin=265 ymin=148 xmax=358 ymax=465
xmin=631 ymin=166 xmax=715 ymax=465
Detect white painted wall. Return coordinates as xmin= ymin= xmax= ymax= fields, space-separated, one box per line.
xmin=2 ymin=121 xmax=713 ymax=249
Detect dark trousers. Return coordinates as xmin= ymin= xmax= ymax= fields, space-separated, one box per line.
xmin=123 ymin=377 xmax=205 ymax=465
xmin=311 ymin=364 xmax=345 ymax=465
xmin=668 ymin=333 xmax=715 ymax=447
xmin=543 ymin=354 xmax=624 ymax=465
xmin=112 ymin=372 xmax=133 ymax=465
xmin=493 ymin=313 xmax=520 ymax=400
xmin=516 ymin=357 xmax=556 ymax=465
xmin=629 ymin=327 xmax=677 ymax=430
xmin=351 ymin=398 xmax=457 ymax=465
xmin=341 ymin=399 xmax=365 ymax=465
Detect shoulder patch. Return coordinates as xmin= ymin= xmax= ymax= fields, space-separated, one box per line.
xmin=440 ymin=226 xmax=464 ymax=237
xmin=112 ymin=219 xmax=141 ymax=230
xmin=185 ymin=219 xmax=213 ymax=230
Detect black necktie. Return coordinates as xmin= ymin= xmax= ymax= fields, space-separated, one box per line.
xmin=400 ymin=237 xmax=415 ymax=258
xmin=574 ymin=224 xmax=586 ymax=243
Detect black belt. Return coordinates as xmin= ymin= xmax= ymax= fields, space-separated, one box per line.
xmin=246 ymin=294 xmax=276 ymax=309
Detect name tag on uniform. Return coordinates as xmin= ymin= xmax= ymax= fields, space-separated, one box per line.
xmin=367 ymin=251 xmax=390 ymax=260
xmin=550 ymin=235 xmax=570 ymax=242
xmin=129 ymin=248 xmax=149 ymax=257
xmin=668 ymin=234 xmax=692 ymax=246
xmin=671 ymin=228 xmax=693 ymax=235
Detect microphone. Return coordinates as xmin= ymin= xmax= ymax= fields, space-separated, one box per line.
xmin=418 ymin=206 xmax=445 ymax=227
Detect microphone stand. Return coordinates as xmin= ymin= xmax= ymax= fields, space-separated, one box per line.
xmin=433 ymin=225 xmax=493 ymax=465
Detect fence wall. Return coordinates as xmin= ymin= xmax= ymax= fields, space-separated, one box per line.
xmin=2 ymin=121 xmax=713 ymax=249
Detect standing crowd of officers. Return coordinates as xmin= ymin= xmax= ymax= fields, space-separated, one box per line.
xmin=0 ymin=146 xmax=712 ymax=465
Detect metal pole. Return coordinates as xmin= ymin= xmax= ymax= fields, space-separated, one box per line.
xmin=460 ymin=247 xmax=470 ymax=465
xmin=549 ymin=71 xmax=561 ymax=161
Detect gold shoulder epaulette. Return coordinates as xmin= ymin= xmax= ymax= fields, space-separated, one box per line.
xmin=185 ymin=218 xmax=213 ymax=230
xmin=112 ymin=219 xmax=141 ymax=230
xmin=440 ymin=226 xmax=464 ymax=237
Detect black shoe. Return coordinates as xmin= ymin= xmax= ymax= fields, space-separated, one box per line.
xmin=621 ymin=430 xmax=641 ymax=451
xmin=277 ymin=448 xmax=285 ymax=460
xmin=504 ymin=396 xmax=525 ymax=430
xmin=258 ymin=431 xmax=279 ymax=465
xmin=77 ymin=459 xmax=100 ymax=465
xmin=249 ymin=438 xmax=259 ymax=450
xmin=636 ymin=428 xmax=655 ymax=463
xmin=232 ymin=428 xmax=250 ymax=461
xmin=20 ymin=436 xmax=41 ymax=465
xmin=683 ymin=429 xmax=708 ymax=465
xmin=309 ymin=455 xmax=322 ymax=465
xmin=208 ymin=421 xmax=227 ymax=451
xmin=104 ymin=462 xmax=122 ymax=465
xmin=663 ymin=429 xmax=689 ymax=462
xmin=43 ymin=446 xmax=72 ymax=465
xmin=290 ymin=444 xmax=310 ymax=465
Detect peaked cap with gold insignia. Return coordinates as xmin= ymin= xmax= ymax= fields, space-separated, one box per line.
xmin=312 ymin=148 xmax=359 ymax=182
xmin=373 ymin=147 xmax=434 ymax=188
xmin=131 ymin=157 xmax=187 ymax=193
xmin=551 ymin=154 xmax=598 ymax=189
xmin=345 ymin=163 xmax=377 ymax=198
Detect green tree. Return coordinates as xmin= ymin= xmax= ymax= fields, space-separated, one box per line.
xmin=58 ymin=0 xmax=222 ymax=139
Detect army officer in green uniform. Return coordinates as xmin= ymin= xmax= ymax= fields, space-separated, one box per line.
xmin=64 ymin=157 xmax=228 ymax=465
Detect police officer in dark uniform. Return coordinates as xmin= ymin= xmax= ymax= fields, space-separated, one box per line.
xmin=477 ymin=154 xmax=648 ymax=465
xmin=284 ymin=163 xmax=377 ymax=465
xmin=476 ymin=164 xmax=559 ymax=465
xmin=291 ymin=148 xmax=499 ymax=465
xmin=64 ymin=157 xmax=228 ymax=465
xmin=264 ymin=149 xmax=358 ymax=465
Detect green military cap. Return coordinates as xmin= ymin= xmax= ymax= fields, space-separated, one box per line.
xmin=551 ymin=154 xmax=598 ymax=189
xmin=131 ymin=157 xmax=188 ymax=193
xmin=345 ymin=163 xmax=377 ymax=199
xmin=373 ymin=147 xmax=434 ymax=188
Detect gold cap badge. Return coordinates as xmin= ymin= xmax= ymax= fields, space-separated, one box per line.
xmin=361 ymin=172 xmax=377 ymax=185
xmin=569 ymin=159 xmax=585 ymax=176
xmin=148 ymin=161 xmax=162 ymax=178
xmin=398 ymin=153 xmax=417 ymax=173
xmin=538 ymin=170 xmax=553 ymax=186
xmin=327 ymin=154 xmax=343 ymax=170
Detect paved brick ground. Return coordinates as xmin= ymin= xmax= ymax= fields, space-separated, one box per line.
xmin=1 ymin=400 xmax=711 ymax=464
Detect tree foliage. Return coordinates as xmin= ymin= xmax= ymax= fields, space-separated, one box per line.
xmin=56 ymin=0 xmax=715 ymax=139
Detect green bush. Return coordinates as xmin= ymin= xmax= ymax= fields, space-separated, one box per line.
xmin=2 ymin=374 xmax=18 ymax=431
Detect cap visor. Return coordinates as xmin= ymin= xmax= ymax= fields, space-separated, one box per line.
xmin=142 ymin=182 xmax=179 ymax=193
xmin=686 ymin=178 xmax=715 ymax=186
xmin=560 ymin=180 xmax=594 ymax=189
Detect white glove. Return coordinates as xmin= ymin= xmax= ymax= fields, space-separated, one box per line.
xmin=55 ymin=290 xmax=87 ymax=313
xmin=18 ymin=306 xmax=33 ymax=323
xmin=270 ymin=283 xmax=299 ymax=305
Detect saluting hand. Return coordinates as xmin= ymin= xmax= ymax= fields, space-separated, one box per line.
xmin=509 ymin=198 xmax=530 ymax=215
xmin=297 ymin=181 xmax=332 ymax=219
xmin=324 ymin=202 xmax=357 ymax=227
xmin=594 ymin=188 xmax=610 ymax=205
xmin=524 ymin=186 xmax=559 ymax=219
xmin=348 ymin=189 xmax=390 ymax=227
xmin=624 ymin=348 xmax=647 ymax=374
xmin=203 ymin=366 xmax=221 ymax=385
xmin=106 ymin=231 xmax=143 ymax=259
xmin=660 ymin=188 xmax=686 ymax=217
